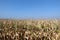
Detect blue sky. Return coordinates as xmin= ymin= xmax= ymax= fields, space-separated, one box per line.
xmin=0 ymin=0 xmax=60 ymax=19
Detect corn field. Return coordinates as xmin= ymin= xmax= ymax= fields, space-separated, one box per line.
xmin=0 ymin=19 xmax=60 ymax=40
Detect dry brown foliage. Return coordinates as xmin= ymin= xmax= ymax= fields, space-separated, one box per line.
xmin=0 ymin=19 xmax=60 ymax=40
